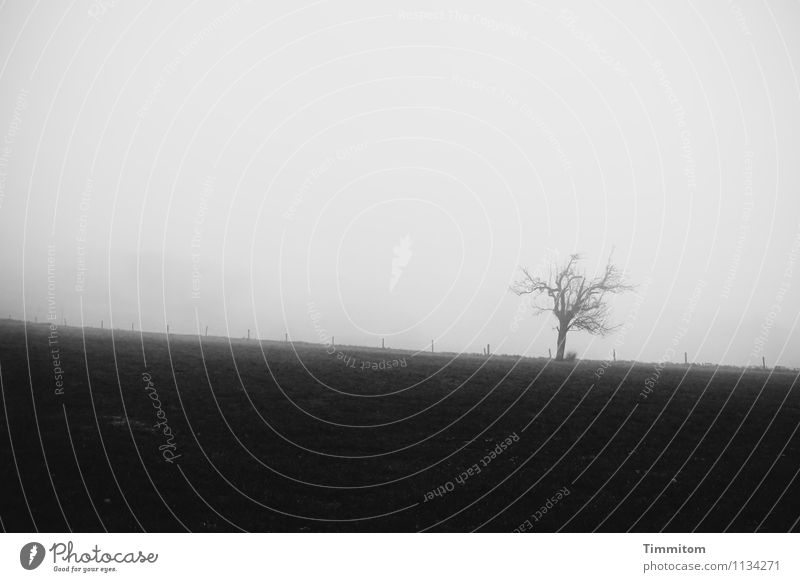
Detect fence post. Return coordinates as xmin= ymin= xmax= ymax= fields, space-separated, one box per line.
xmin=613 ymin=349 xmax=616 ymax=362
xmin=548 ymin=348 xmax=552 ymax=359
xmin=762 ymin=356 xmax=766 ymax=370
xmin=431 ymin=339 xmax=434 ymax=353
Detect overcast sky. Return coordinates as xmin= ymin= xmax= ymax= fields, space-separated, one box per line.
xmin=1 ymin=0 xmax=799 ymax=367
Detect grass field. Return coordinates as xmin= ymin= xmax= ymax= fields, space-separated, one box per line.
xmin=1 ymin=319 xmax=798 ymax=532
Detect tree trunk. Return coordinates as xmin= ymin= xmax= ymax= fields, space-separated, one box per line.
xmin=555 ymin=324 xmax=568 ymax=361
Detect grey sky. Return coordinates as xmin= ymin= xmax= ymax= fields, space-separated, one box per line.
xmin=1 ymin=0 xmax=799 ymax=366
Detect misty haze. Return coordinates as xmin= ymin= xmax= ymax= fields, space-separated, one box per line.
xmin=0 ymin=0 xmax=798 ymax=533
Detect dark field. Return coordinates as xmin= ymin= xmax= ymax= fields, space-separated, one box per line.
xmin=1 ymin=319 xmax=798 ymax=532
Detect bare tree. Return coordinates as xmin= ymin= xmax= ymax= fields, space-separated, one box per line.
xmin=511 ymin=253 xmax=634 ymax=361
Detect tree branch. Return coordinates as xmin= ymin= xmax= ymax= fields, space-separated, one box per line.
xmin=510 ymin=252 xmax=635 ymax=342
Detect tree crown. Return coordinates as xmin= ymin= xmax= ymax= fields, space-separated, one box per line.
xmin=511 ymin=253 xmax=634 ymax=335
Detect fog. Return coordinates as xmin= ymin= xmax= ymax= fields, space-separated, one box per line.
xmin=1 ymin=0 xmax=799 ymax=366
